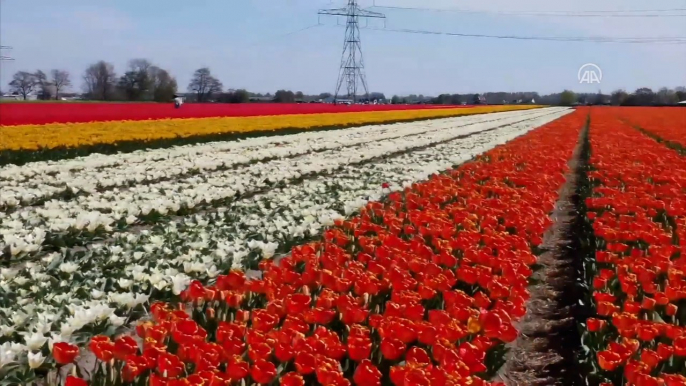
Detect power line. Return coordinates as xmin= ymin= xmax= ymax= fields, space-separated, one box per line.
xmin=347 ymin=25 xmax=686 ymax=44
xmin=369 ymin=2 xmax=686 ymax=17
xmin=273 ymin=24 xmax=323 ymax=39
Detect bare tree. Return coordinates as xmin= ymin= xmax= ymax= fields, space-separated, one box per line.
xmin=611 ymin=89 xmax=629 ymax=106
xmin=188 ymin=67 xmax=223 ymax=102
xmin=118 ymin=59 xmax=155 ymax=101
xmin=51 ymin=70 xmax=71 ymax=100
xmin=656 ymin=87 xmax=678 ymax=105
xmin=129 ymin=58 xmax=153 ymax=74
xmin=676 ymin=86 xmax=686 ymax=102
xmin=83 ymin=61 xmax=117 ymax=100
xmin=34 ymin=70 xmax=52 ymax=99
xmin=149 ymin=66 xmax=178 ymax=102
xmin=8 ymin=71 xmax=37 ymax=100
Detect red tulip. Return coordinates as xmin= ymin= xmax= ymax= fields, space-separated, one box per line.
xmin=285 ymin=293 xmax=311 ymax=315
xmin=674 ymin=336 xmax=686 ymax=357
xmin=598 ymin=350 xmax=623 ymax=371
xmin=280 ymin=372 xmax=305 ymax=386
xmin=275 ymin=342 xmax=295 ymax=362
xmin=380 ymin=337 xmax=405 ymax=361
xmin=405 ymin=347 xmax=431 ymax=366
xmin=226 ymin=355 xmax=249 ymax=380
xmin=251 ymin=309 xmax=280 ymax=332
xmin=353 ymin=359 xmax=382 ymax=386
xmin=586 ymin=318 xmax=606 ymax=332
xmin=158 ymin=353 xmax=184 ymax=378
xmin=295 ymin=351 xmax=316 ymax=375
xmin=348 ymin=337 xmax=372 ymax=361
xmin=52 ymin=342 xmax=79 ymax=365
xmin=149 ymin=373 xmax=169 ymax=386
xmin=65 ymin=376 xmax=88 ymax=386
xmin=250 ymin=359 xmax=277 ymax=384
xmin=89 ymin=336 xmax=114 ymax=362
xmin=113 ymin=336 xmax=139 ymax=360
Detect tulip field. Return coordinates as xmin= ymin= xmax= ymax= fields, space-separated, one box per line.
xmin=0 ymin=103 xmax=685 ymax=386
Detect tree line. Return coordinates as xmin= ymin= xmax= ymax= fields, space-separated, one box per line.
xmin=6 ymin=59 xmax=685 ymax=106
xmin=82 ymin=59 xmax=178 ymax=102
xmin=5 ymin=62 xmax=370 ymax=103
xmin=557 ymin=87 xmax=686 ymax=106
xmin=185 ymin=67 xmax=387 ymax=103
xmin=7 ymin=70 xmax=72 ymax=100
xmin=5 ymin=59 xmax=178 ymax=102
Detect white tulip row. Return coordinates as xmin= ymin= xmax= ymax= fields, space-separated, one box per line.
xmin=0 ymin=108 xmax=572 ymax=369
xmin=0 ymin=108 xmax=566 ymax=259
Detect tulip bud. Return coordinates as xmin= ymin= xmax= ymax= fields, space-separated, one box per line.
xmin=206 ymin=307 xmax=216 ymax=319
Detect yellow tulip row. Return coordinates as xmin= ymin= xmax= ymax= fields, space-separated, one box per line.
xmin=0 ymin=105 xmax=542 ymax=151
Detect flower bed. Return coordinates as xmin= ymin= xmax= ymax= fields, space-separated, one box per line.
xmin=0 ymin=109 xmax=586 ymax=385
xmin=610 ymin=106 xmax=686 ymax=154
xmin=1 ymin=108 xmax=566 ymax=263
xmin=0 ymin=108 xmax=572 ymax=366
xmin=583 ymin=109 xmax=686 ymax=385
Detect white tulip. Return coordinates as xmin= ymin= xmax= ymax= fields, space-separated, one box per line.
xmin=23 ymin=332 xmax=47 ymax=351
xmin=59 ymin=262 xmax=79 ymax=274
xmin=170 ymin=274 xmax=191 ymax=295
xmin=27 ymin=351 xmax=45 ymax=369
xmin=117 ymin=279 xmax=132 ymax=289
xmin=0 ymin=325 xmax=15 ymax=337
xmin=91 ymin=289 xmax=104 ymax=299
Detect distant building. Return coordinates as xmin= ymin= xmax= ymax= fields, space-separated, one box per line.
xmin=473 ymin=94 xmax=487 ymax=105
xmin=1 ymin=91 xmax=38 ymax=101
xmin=248 ymin=96 xmax=274 ymax=103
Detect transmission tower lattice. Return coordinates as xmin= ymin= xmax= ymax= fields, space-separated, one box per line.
xmin=319 ymin=1 xmax=385 ymax=102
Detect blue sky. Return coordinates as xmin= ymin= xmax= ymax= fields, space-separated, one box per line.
xmin=1 ymin=0 xmax=685 ymax=95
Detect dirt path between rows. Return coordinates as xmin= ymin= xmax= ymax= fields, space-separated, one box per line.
xmin=495 ymin=120 xmax=592 ymax=385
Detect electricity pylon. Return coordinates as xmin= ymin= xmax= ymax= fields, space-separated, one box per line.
xmin=319 ymin=1 xmax=385 ymax=102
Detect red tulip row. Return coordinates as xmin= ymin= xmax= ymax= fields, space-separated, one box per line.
xmin=0 ymin=102 xmax=468 ymax=126
xmin=51 ymin=110 xmax=586 ymax=385
xmin=611 ymin=106 xmax=686 ymax=150
xmin=584 ymin=108 xmax=686 ymax=386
